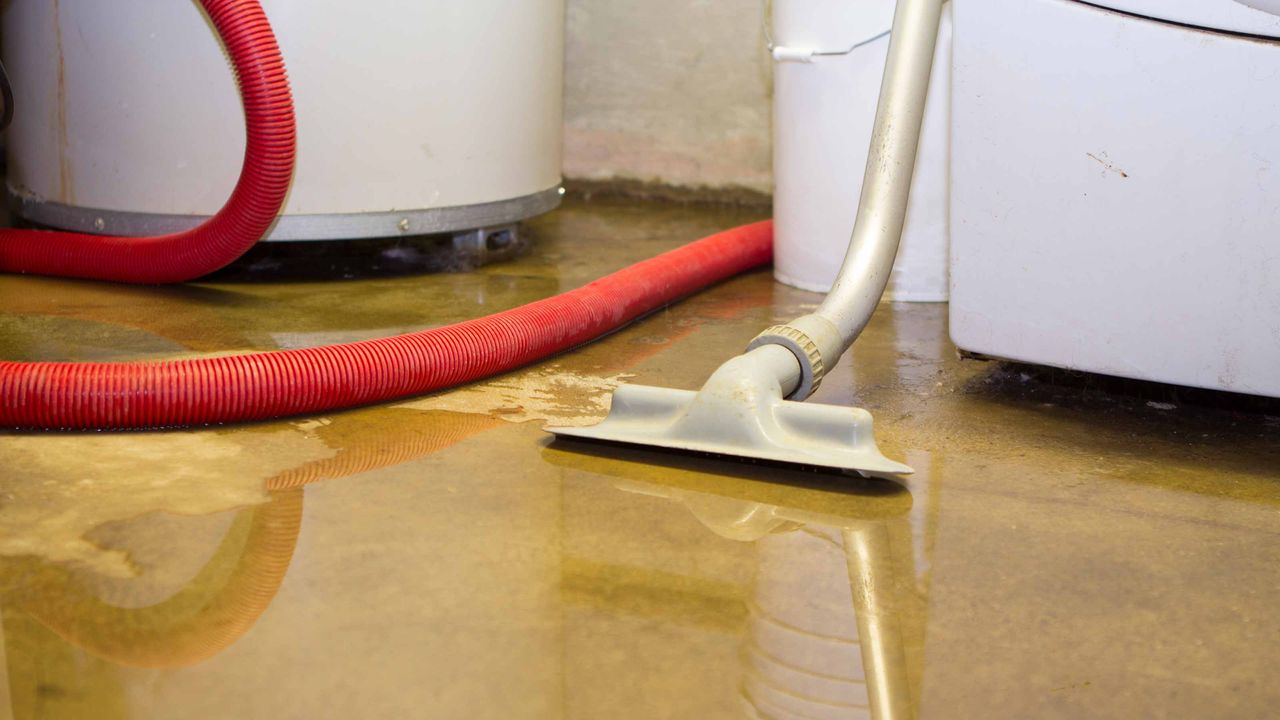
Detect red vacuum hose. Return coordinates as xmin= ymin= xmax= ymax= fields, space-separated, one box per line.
xmin=1 ymin=221 xmax=773 ymax=429
xmin=0 ymin=0 xmax=295 ymax=284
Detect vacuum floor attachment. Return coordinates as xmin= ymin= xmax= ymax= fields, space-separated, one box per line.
xmin=550 ymin=0 xmax=942 ymax=478
xmin=548 ymin=350 xmax=911 ymax=476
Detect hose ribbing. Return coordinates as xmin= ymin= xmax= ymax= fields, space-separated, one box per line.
xmin=0 ymin=221 xmax=774 ymax=429
xmin=0 ymin=0 xmax=295 ymax=283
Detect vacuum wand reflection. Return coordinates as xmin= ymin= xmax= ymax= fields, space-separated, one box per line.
xmin=572 ymin=442 xmax=922 ymax=720
xmin=845 ymin=524 xmax=914 ymax=720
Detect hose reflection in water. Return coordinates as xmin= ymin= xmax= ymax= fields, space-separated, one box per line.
xmin=5 ymin=489 xmax=303 ymax=669
xmin=0 ymin=407 xmax=505 ymax=693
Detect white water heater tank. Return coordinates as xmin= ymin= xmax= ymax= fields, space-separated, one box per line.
xmin=2 ymin=0 xmax=564 ymax=243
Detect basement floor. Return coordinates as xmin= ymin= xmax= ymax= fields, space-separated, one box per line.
xmin=2 ymin=198 xmax=1278 ymax=719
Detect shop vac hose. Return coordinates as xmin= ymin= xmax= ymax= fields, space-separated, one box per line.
xmin=0 ymin=221 xmax=773 ymax=429
xmin=0 ymin=0 xmax=295 ymax=284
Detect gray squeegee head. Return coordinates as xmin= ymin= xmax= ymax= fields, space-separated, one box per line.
xmin=548 ymin=347 xmax=912 ymax=476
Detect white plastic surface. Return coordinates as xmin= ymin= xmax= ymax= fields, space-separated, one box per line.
xmin=1237 ymin=1 xmax=1280 ymax=18
xmin=772 ymin=0 xmax=898 ymax=52
xmin=2 ymin=0 xmax=563 ymax=216
xmin=1090 ymin=0 xmax=1280 ymax=37
xmin=949 ymin=0 xmax=1280 ymax=398
xmin=772 ymin=0 xmax=951 ymax=301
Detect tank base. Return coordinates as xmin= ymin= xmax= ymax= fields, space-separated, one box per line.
xmin=7 ymin=186 xmax=563 ymax=243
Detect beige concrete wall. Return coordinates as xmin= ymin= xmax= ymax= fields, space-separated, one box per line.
xmin=562 ymin=0 xmax=774 ymax=193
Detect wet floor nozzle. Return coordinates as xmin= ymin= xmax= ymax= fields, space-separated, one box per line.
xmin=548 ymin=0 xmax=942 ymax=477
xmin=548 ymin=345 xmax=912 ymax=477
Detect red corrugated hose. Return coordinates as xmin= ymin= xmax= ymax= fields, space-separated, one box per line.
xmin=0 ymin=0 xmax=295 ymax=283
xmin=0 ymin=0 xmax=773 ymax=431
xmin=1 ymin=220 xmax=772 ymax=429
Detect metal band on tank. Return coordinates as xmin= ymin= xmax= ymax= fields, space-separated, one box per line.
xmin=8 ymin=185 xmax=563 ymax=242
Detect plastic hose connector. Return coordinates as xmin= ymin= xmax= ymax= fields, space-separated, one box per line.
xmin=0 ymin=221 xmax=774 ymax=430
xmin=746 ymin=313 xmax=844 ymax=399
xmin=0 ymin=0 xmax=295 ymax=284
xmin=748 ymin=325 xmax=825 ymax=398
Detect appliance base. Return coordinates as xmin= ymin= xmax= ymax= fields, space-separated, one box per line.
xmin=8 ymin=186 xmax=562 ymax=243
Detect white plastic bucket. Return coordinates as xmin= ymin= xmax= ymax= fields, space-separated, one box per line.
xmin=771 ymin=0 xmax=951 ymax=301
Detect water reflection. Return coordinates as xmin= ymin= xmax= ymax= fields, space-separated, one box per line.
xmin=549 ymin=442 xmax=928 ymax=720
xmin=2 ymin=489 xmax=303 ymax=669
xmin=0 ymin=408 xmax=507 ymax=718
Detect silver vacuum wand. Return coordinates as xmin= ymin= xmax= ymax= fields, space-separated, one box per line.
xmin=549 ymin=0 xmax=945 ymax=476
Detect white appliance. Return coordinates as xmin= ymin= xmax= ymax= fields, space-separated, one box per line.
xmin=2 ymin=0 xmax=564 ymax=246
xmin=771 ymin=0 xmax=952 ymax=301
xmin=949 ymin=0 xmax=1280 ymax=398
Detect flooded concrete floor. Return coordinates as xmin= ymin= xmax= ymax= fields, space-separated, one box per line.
xmin=1 ymin=198 xmax=1278 ymax=719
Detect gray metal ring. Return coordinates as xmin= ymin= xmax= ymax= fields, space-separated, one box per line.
xmin=7 ymin=185 xmax=564 ymax=242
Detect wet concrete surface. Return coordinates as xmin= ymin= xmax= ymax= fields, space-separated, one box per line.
xmin=1 ymin=198 xmax=1278 ymax=719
